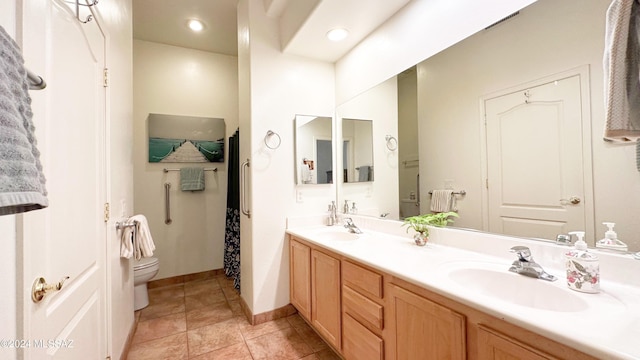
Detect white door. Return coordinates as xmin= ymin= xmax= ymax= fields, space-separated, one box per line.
xmin=19 ymin=0 xmax=108 ymax=359
xmin=484 ymin=72 xmax=592 ymax=240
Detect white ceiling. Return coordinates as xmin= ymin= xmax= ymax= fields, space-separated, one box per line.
xmin=133 ymin=0 xmax=240 ymax=56
xmin=132 ymin=0 xmax=411 ymax=62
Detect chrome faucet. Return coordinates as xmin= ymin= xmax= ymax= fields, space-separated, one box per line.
xmin=343 ymin=217 xmax=363 ymax=234
xmin=508 ymin=246 xmax=557 ymax=281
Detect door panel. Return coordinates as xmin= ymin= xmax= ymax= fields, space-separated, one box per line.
xmin=485 ymin=75 xmax=587 ymax=240
xmin=20 ymin=0 xmax=107 ymax=358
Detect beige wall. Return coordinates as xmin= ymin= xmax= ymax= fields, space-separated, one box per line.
xmin=238 ymin=0 xmax=336 ymax=315
xmin=417 ymin=0 xmax=640 ymax=250
xmin=337 ymin=77 xmax=399 ymax=218
xmin=133 ymin=40 xmax=239 ymax=279
xmin=335 ymin=0 xmax=536 ymax=104
xmin=398 ymin=68 xmax=419 ymax=205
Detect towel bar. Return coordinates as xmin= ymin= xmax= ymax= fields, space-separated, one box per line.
xmin=115 ymin=220 xmax=138 ymax=231
xmin=428 ymin=190 xmax=466 ymax=195
xmin=163 ymin=168 xmax=217 ymax=173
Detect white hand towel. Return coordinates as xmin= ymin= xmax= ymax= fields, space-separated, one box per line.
xmin=430 ymin=190 xmax=455 ymax=213
xmin=119 ymin=219 xmax=135 ymax=259
xmin=130 ymin=214 xmax=156 ymax=260
xmin=603 ymin=0 xmax=640 ymax=141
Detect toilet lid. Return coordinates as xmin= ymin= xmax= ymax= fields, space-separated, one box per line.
xmin=134 ymin=257 xmax=159 ymax=270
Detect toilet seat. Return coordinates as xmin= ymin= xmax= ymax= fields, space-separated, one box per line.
xmin=134 ymin=257 xmax=159 ymax=271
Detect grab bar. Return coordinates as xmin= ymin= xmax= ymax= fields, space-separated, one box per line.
xmin=416 ymin=173 xmax=420 ymax=207
xmin=164 ymin=183 xmax=172 ymax=224
xmin=241 ymin=159 xmax=251 ymax=218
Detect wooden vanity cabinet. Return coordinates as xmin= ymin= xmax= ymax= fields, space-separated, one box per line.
xmin=288 ymin=235 xmax=598 ymax=360
xmin=311 ymin=249 xmax=342 ymax=350
xmin=386 ymin=284 xmax=466 ymax=360
xmin=476 ymin=326 xmax=558 ymax=360
xmin=290 ymin=237 xmax=342 ymax=351
xmin=342 ymin=261 xmax=385 ymax=360
xmin=289 ymin=239 xmax=311 ymax=320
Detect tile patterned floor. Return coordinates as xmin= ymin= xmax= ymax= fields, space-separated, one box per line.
xmin=127 ymin=275 xmax=341 ymax=360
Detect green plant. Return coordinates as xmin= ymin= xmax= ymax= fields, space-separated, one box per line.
xmin=402 ymin=212 xmax=459 ymax=237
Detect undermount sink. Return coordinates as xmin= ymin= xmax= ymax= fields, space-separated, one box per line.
xmin=442 ymin=262 xmax=589 ymax=312
xmin=311 ymin=229 xmax=362 ymax=241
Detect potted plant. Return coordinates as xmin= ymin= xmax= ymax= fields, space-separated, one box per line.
xmin=403 ymin=212 xmax=459 ymax=246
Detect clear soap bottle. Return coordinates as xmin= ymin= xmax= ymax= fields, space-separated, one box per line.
xmin=565 ymin=231 xmax=599 ymax=293
xmin=595 ymin=222 xmax=628 ymax=252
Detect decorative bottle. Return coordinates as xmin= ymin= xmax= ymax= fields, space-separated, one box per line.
xmin=565 ymin=231 xmax=599 ymax=293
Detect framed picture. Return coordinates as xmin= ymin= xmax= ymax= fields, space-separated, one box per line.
xmin=148 ymin=113 xmax=225 ymax=163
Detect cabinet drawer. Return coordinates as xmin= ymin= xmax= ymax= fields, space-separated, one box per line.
xmin=343 ymin=313 xmax=384 ymax=360
xmin=343 ymin=285 xmax=383 ymax=330
xmin=343 ymin=261 xmax=383 ymax=299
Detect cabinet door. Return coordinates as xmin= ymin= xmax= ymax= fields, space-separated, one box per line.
xmin=290 ymin=239 xmax=311 ymax=320
xmin=343 ymin=313 xmax=384 ymax=360
xmin=311 ymin=249 xmax=342 ymax=350
xmin=477 ymin=326 xmax=558 ymax=360
xmin=388 ymin=284 xmax=465 ymax=360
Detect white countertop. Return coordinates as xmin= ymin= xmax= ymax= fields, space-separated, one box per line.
xmin=286 ymin=216 xmax=640 ymax=360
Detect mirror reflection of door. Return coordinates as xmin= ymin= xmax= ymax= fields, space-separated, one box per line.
xmin=316 ymin=139 xmax=332 ymax=184
xmin=485 ymin=72 xmax=589 ymax=239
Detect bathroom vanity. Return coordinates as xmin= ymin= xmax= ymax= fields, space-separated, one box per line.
xmin=286 ymin=216 xmax=640 ymax=360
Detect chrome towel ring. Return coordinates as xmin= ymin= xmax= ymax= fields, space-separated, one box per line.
xmin=385 ymin=135 xmax=398 ymax=151
xmin=264 ymin=130 xmax=281 ymax=149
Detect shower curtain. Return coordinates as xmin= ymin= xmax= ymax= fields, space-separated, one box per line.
xmin=224 ymin=129 xmax=241 ymax=291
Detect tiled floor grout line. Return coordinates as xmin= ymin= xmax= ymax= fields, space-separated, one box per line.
xmin=129 ymin=276 xmax=338 ymax=360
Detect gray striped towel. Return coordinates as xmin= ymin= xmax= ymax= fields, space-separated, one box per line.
xmin=0 ymin=25 xmax=48 ymax=215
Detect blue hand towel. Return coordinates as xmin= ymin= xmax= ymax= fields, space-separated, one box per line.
xmin=0 ymin=26 xmax=48 ymax=215
xmin=180 ymin=167 xmax=205 ymax=191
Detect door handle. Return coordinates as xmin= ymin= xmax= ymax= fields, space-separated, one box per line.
xmin=32 ymin=276 xmax=70 ymax=303
xmin=560 ymin=196 xmax=581 ymax=205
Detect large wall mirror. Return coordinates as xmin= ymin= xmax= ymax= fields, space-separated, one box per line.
xmin=335 ymin=0 xmax=640 ymax=251
xmin=294 ymin=115 xmax=333 ymax=185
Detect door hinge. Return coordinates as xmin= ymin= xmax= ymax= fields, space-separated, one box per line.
xmin=104 ymin=203 xmax=110 ymax=222
xmin=103 ymin=68 xmax=109 ymax=87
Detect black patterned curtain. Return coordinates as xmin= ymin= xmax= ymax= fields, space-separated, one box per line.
xmin=224 ymin=129 xmax=241 ymax=291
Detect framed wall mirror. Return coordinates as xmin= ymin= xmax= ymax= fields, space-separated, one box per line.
xmin=294 ymin=115 xmax=333 ymax=185
xmin=334 ymin=0 xmax=640 ymax=251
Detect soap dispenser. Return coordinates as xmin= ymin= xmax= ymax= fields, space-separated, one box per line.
xmin=565 ymin=231 xmax=599 ymax=293
xmin=596 ymin=222 xmax=628 ymax=252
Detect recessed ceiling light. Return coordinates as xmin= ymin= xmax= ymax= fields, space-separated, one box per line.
xmin=326 ymin=28 xmax=349 ymax=42
xmin=188 ymin=19 xmax=204 ymax=32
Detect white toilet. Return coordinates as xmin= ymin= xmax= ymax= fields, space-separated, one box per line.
xmin=400 ymin=199 xmax=420 ymax=219
xmin=133 ymin=257 xmax=160 ymax=310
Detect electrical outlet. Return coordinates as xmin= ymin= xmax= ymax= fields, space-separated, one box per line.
xmin=296 ymin=190 xmax=304 ymax=203
xmin=120 ymin=199 xmax=127 ymax=217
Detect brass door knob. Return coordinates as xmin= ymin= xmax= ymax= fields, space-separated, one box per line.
xmin=32 ymin=276 xmax=70 ymax=303
xmin=560 ymin=196 xmax=581 ymax=205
